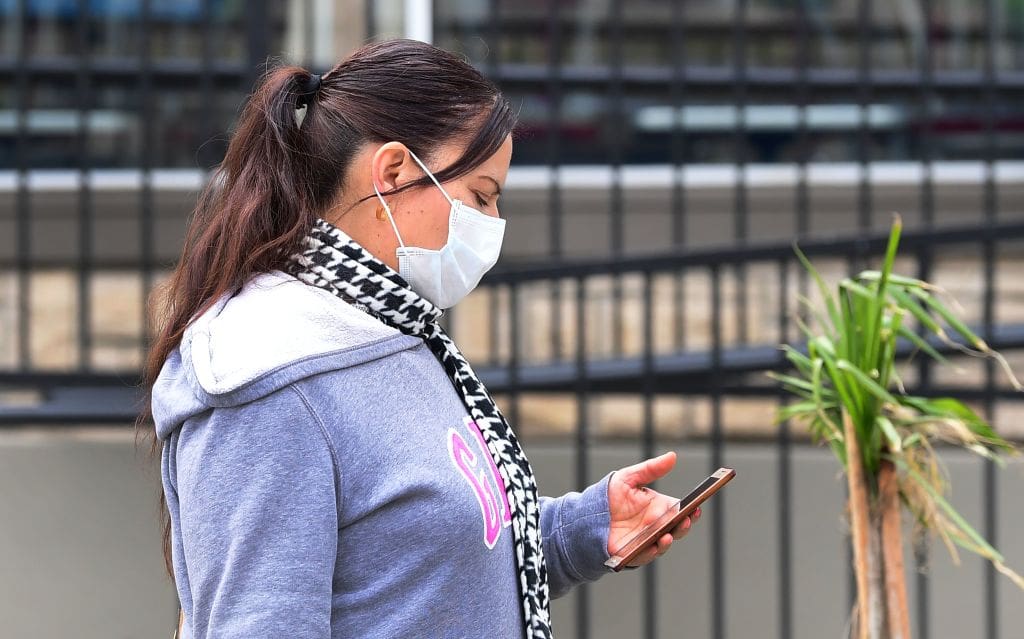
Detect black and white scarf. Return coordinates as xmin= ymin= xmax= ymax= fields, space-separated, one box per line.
xmin=285 ymin=217 xmax=552 ymax=638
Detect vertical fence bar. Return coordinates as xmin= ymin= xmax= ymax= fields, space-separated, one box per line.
xmin=608 ymin=0 xmax=624 ymax=357
xmin=982 ymin=215 xmax=998 ymax=636
xmin=732 ymin=0 xmax=749 ymax=345
xmin=546 ymin=0 xmax=564 ymax=361
xmin=795 ymin=0 xmax=811 ymax=348
xmin=139 ymin=0 xmax=155 ymax=356
xmin=489 ymin=0 xmax=501 ymax=71
xmin=198 ymin=0 xmax=215 ymax=171
xmin=485 ymin=0 xmax=501 ymax=366
xmin=795 ymin=0 xmax=809 ymax=239
xmin=914 ymin=2 xmax=935 ymax=637
xmin=508 ymin=284 xmax=521 ymax=434
xmin=856 ymin=0 xmax=873 ymax=233
xmin=486 ymin=1 xmax=501 ymax=368
xmin=304 ymin=0 xmax=315 ymax=60
xmin=709 ymin=263 xmax=725 ymax=639
xmin=246 ymin=1 xmax=270 ymax=98
xmin=670 ymin=0 xmax=687 ymax=352
xmin=981 ymin=1 xmax=998 ymax=637
xmin=777 ymin=256 xmax=793 ymax=639
xmin=365 ymin=0 xmax=375 ymax=39
xmin=76 ymin=0 xmax=93 ymax=371
xmin=15 ymin=0 xmax=31 ymax=371
xmin=642 ymin=270 xmax=657 ymax=639
xmin=574 ymin=275 xmax=591 ymax=639
xmin=488 ymin=288 xmax=500 ymax=367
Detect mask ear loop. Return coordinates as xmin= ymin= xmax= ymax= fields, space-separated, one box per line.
xmin=406 ymin=148 xmax=455 ymax=206
xmin=372 ymin=176 xmax=406 ymax=248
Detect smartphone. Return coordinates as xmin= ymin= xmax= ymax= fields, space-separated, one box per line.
xmin=604 ymin=466 xmax=736 ymax=572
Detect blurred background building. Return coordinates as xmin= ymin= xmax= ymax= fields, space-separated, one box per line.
xmin=1 ymin=1 xmax=1023 ymax=638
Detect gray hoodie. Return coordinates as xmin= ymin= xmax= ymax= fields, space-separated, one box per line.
xmin=152 ymin=269 xmax=615 ymax=639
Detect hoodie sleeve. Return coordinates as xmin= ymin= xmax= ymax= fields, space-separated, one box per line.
xmin=174 ymin=384 xmax=339 ymax=638
xmin=539 ymin=470 xmax=616 ymax=599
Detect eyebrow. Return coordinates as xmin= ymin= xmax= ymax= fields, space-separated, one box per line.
xmin=479 ymin=175 xmax=503 ymax=195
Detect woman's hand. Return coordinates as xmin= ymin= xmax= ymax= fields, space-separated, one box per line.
xmin=607 ymin=451 xmax=701 ymax=569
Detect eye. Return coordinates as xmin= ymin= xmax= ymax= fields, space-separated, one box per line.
xmin=474 ymin=193 xmax=489 ymax=208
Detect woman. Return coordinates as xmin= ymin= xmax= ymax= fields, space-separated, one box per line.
xmin=143 ymin=39 xmax=700 ymax=639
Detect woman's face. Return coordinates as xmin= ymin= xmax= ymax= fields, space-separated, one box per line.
xmin=327 ymin=133 xmax=513 ymax=275
xmin=376 ymin=133 xmax=511 ymax=248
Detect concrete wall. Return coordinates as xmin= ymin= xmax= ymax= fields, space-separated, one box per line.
xmin=2 ymin=426 xmax=1022 ymax=638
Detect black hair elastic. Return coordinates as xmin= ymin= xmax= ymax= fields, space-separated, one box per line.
xmin=296 ymin=72 xmax=322 ymax=108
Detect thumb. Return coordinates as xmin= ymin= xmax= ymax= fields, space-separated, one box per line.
xmin=622 ymin=451 xmax=677 ymax=488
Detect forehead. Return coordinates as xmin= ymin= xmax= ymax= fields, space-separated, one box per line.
xmin=431 ymin=132 xmax=512 ymax=181
xmin=476 ymin=134 xmax=513 ymax=172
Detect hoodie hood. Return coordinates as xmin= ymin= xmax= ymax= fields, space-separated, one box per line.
xmin=151 ymin=268 xmax=423 ymax=441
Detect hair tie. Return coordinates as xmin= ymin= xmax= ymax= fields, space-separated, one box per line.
xmin=296 ymin=72 xmax=322 ymax=108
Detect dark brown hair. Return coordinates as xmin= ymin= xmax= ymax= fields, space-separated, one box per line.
xmin=135 ymin=38 xmax=516 ymax=581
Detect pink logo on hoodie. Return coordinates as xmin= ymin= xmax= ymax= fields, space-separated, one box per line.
xmin=447 ymin=416 xmax=513 ymax=549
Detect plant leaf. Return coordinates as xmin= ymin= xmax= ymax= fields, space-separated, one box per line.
xmin=863 ymin=215 xmax=902 ymax=373
xmin=793 ymin=242 xmax=840 ymax=335
xmin=892 ymin=455 xmax=1006 ymax=563
xmin=896 ymin=324 xmax=948 ymax=364
xmin=836 ymin=359 xmax=900 ymax=406
xmin=876 ymin=415 xmax=902 ymax=453
xmin=858 ymin=270 xmax=930 ymax=289
xmin=904 ymin=396 xmax=1018 ymax=455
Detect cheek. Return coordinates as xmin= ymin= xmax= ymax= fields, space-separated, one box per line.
xmin=400 ymin=192 xmax=453 ymax=250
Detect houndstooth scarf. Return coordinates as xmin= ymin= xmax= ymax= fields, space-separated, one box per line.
xmin=285 ymin=216 xmax=552 ymax=639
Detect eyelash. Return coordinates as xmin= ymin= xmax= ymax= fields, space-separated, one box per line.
xmin=474 ymin=193 xmax=489 ymax=207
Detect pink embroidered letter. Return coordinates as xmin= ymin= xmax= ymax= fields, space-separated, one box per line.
xmin=447 ymin=416 xmax=512 ymax=548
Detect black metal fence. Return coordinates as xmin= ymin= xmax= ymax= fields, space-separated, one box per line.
xmin=3 ymin=1 xmax=1024 ymax=638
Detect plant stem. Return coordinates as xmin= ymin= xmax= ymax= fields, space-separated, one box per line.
xmin=845 ymin=413 xmax=873 ymax=639
xmin=867 ymin=516 xmax=886 ymax=639
xmin=879 ymin=458 xmax=911 ymax=639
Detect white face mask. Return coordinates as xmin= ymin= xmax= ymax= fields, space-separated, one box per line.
xmin=372 ymin=148 xmax=506 ymax=309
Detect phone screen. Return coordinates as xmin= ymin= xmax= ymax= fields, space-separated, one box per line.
xmin=677 ymin=475 xmax=718 ymax=510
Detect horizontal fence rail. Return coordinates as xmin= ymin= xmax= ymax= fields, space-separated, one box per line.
xmin=5 ymin=220 xmax=1024 ymax=419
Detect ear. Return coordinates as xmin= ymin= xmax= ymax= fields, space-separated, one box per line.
xmin=370 ymin=141 xmax=412 ymax=193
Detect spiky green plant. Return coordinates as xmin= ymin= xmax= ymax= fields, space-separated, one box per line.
xmin=770 ymin=214 xmax=1024 ymax=595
